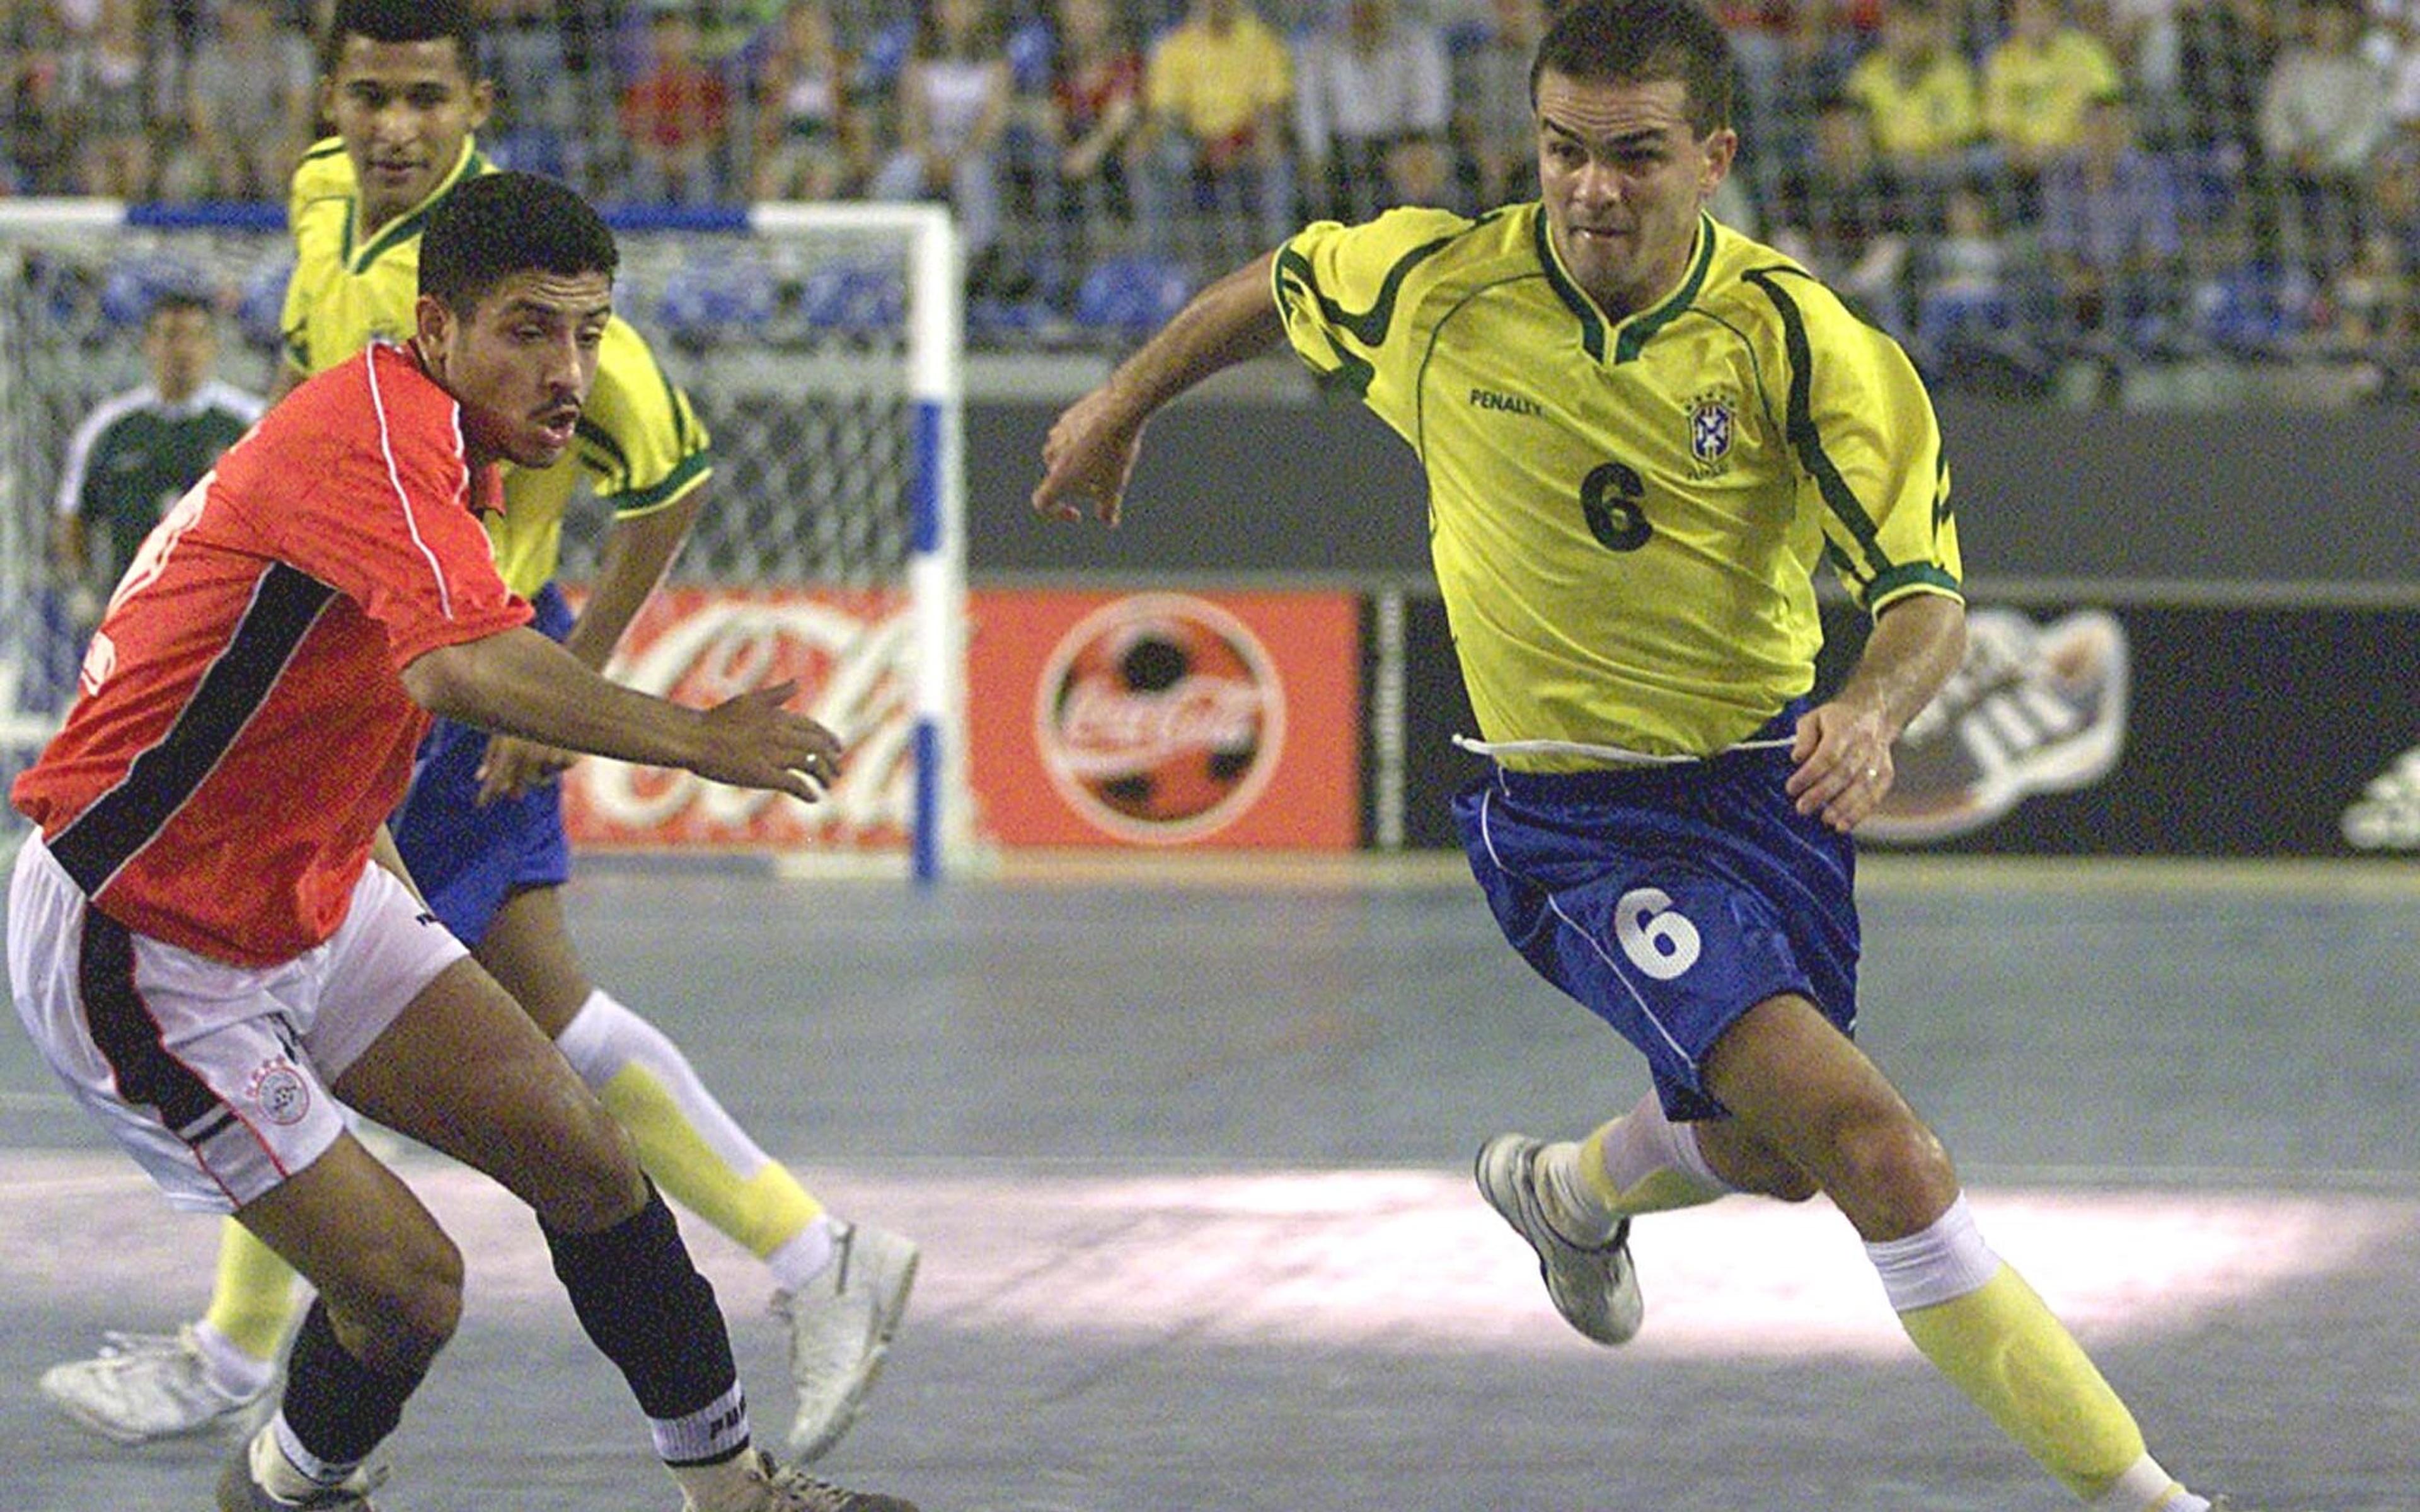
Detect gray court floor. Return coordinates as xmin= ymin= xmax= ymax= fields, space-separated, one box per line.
xmin=1 ymin=857 xmax=2414 ymax=1511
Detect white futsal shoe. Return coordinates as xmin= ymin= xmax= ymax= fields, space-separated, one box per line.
xmin=679 ymin=1447 xmax=920 ymax=1512
xmin=42 ymin=1327 xmax=268 ymax=1444
xmin=1475 ymin=1133 xmax=1645 ymax=1345
xmin=216 ymin=1426 xmax=384 ymax=1510
xmin=773 ymin=1222 xmax=919 ymax=1460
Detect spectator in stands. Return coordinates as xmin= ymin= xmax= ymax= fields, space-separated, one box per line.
xmin=1981 ymin=0 xmax=2124 ymax=202
xmin=2173 ymin=0 xmax=2276 ymax=163
xmin=1753 ymin=2 xmax=1862 ymax=161
xmin=1715 ymin=0 xmax=1804 ymax=132
xmin=2102 ymin=0 xmax=2184 ymax=133
xmin=2313 ymin=226 xmax=2416 ymax=386
xmin=1451 ymin=0 xmax=1548 ymax=208
xmin=2039 ymin=91 xmax=2184 ymax=355
xmin=1842 ymin=0 xmax=1979 ymax=195
xmin=1142 ymin=0 xmax=1297 ymax=271
xmin=749 ymin=0 xmax=863 ymax=200
xmin=476 ymin=0 xmax=578 ymax=178
xmin=1913 ymin=183 xmax=2017 ymax=371
xmin=50 ymin=291 xmax=262 ymax=633
xmin=618 ymin=0 xmax=734 ymax=205
xmin=1766 ymin=94 xmax=1912 ymax=333
xmin=2259 ymin=0 xmax=2392 ymax=278
xmin=177 ymin=0 xmax=315 ymax=200
xmin=1042 ymin=0 xmax=1145 ymax=258
xmin=1294 ymin=0 xmax=1453 ymax=222
xmin=870 ymin=0 xmax=1012 ymax=270
xmin=64 ymin=0 xmax=156 ymax=199
xmin=3 ymin=0 xmax=75 ymax=194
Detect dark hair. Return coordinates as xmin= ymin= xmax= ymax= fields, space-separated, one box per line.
xmin=419 ymin=173 xmax=617 ymax=316
xmin=1530 ymin=0 xmax=1734 ymax=137
xmin=146 ymin=290 xmax=214 ymax=327
xmin=322 ymin=0 xmax=481 ymax=78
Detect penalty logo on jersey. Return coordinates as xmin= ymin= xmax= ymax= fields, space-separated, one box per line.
xmin=1034 ymin=593 xmax=1288 ymax=844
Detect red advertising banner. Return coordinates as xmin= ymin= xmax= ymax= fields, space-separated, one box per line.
xmin=967 ymin=588 xmax=1361 ymax=849
xmin=561 ymin=585 xmax=916 ymax=850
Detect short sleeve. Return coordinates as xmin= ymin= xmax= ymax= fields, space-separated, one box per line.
xmin=228 ymin=356 xmax=530 ymax=667
xmin=1751 ymin=273 xmax=1964 ymax=614
xmin=1273 ymin=207 xmax=1468 ymax=440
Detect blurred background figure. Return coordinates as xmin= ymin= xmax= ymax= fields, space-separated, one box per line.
xmin=1142 ymin=0 xmax=1297 ymax=273
xmin=2257 ymin=0 xmax=2392 ymax=282
xmin=1980 ymin=0 xmax=2124 ymax=219
xmin=2039 ymin=91 xmax=2184 ymax=364
xmin=618 ymin=0 xmax=734 ymax=205
xmin=1040 ymin=0 xmax=1146 ymax=276
xmin=63 ymin=0 xmax=158 ymax=198
xmin=171 ymin=0 xmax=315 ymax=201
xmin=749 ymin=0 xmax=865 ymax=201
xmin=1843 ymin=0 xmax=1979 ymax=210
xmin=870 ymin=0 xmax=1011 ymax=278
xmin=1293 ymin=0 xmax=1452 ymax=224
xmin=1449 ymin=0 xmax=1547 ymax=209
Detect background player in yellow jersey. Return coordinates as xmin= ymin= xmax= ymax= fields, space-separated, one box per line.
xmin=1034 ymin=3 xmax=2240 ymax=1507
xmin=40 ymin=0 xmax=914 ymax=1466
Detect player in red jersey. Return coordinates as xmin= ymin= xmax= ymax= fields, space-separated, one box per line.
xmin=6 ymin=171 xmax=912 ymax=1512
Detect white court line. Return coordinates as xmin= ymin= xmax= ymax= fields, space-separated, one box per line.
xmin=2 ymin=1153 xmax=2407 ymax=1361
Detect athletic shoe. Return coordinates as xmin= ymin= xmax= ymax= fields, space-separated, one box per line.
xmin=1867 ymin=605 xmax=2128 ymax=844
xmin=42 ymin=1327 xmax=268 ymax=1445
xmin=773 ymin=1222 xmax=920 ymax=1460
xmin=215 ymin=1428 xmax=385 ymax=1509
xmin=1474 ymin=1134 xmax=1644 ymax=1345
xmin=681 ymin=1448 xmax=919 ymax=1512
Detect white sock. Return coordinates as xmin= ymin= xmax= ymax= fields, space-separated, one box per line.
xmin=1539 ymin=1092 xmax=1733 ymax=1240
xmin=2101 ymin=1454 xmax=2210 ymax=1512
xmin=1864 ymin=1193 xmax=2002 ymax=1312
xmin=192 ymin=1319 xmax=277 ymax=1399
xmin=766 ymin=1216 xmax=840 ymax=1293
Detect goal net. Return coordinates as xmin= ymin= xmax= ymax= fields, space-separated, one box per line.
xmin=0 ymin=200 xmax=970 ymax=879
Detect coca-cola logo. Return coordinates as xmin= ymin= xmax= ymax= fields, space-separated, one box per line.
xmin=1035 ymin=594 xmax=1285 ymax=843
xmin=567 ymin=590 xmax=917 ymax=845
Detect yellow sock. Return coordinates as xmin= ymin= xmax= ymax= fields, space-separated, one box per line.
xmin=202 ymin=1220 xmax=301 ymax=1363
xmin=1898 ymin=1265 xmax=2148 ymax=1501
xmin=597 ymin=1063 xmax=824 ymax=1263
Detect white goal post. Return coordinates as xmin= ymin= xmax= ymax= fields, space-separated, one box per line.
xmin=0 ymin=198 xmax=971 ymax=882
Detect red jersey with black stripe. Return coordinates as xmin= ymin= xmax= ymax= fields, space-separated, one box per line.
xmin=13 ymin=342 xmax=531 ymax=966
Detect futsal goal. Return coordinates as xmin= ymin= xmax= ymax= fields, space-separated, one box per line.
xmin=0 ymin=199 xmax=971 ymax=881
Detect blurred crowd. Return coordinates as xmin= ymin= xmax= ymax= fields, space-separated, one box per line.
xmin=4 ymin=0 xmax=2418 ymax=392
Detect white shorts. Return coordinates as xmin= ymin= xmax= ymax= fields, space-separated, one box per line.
xmin=8 ymin=832 xmax=469 ymax=1213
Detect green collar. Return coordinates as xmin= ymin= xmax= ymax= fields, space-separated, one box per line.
xmin=1533 ymin=209 xmax=1717 ymax=365
xmin=346 ymin=137 xmax=488 ymax=273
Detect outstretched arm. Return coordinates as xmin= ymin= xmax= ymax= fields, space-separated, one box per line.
xmin=401 ymin=624 xmax=841 ymax=805
xmin=1031 ymin=249 xmax=1284 ymax=526
xmin=1786 ymin=592 xmax=1966 ymax=834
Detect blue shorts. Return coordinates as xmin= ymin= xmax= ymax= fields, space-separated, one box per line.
xmin=1452 ymin=706 xmax=1860 ymax=1122
xmin=389 ymin=582 xmax=575 ymax=948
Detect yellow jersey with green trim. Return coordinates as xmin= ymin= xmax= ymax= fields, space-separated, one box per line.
xmin=1274 ymin=203 xmax=1962 ymax=769
xmin=282 ymin=136 xmax=712 ymax=598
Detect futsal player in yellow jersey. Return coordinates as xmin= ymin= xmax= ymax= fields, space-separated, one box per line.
xmin=40 ymin=0 xmax=915 ymax=1468
xmin=1036 ymin=3 xmax=2237 ymax=1506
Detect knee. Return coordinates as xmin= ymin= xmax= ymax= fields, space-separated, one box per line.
xmin=1824 ymin=1106 xmax=1959 ymax=1230
xmin=525 ymin=1080 xmax=648 ymax=1234
xmin=330 ymin=1230 xmax=463 ymax=1374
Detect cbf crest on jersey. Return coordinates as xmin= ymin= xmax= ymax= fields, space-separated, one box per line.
xmin=1687 ymin=389 xmax=1738 ymax=478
